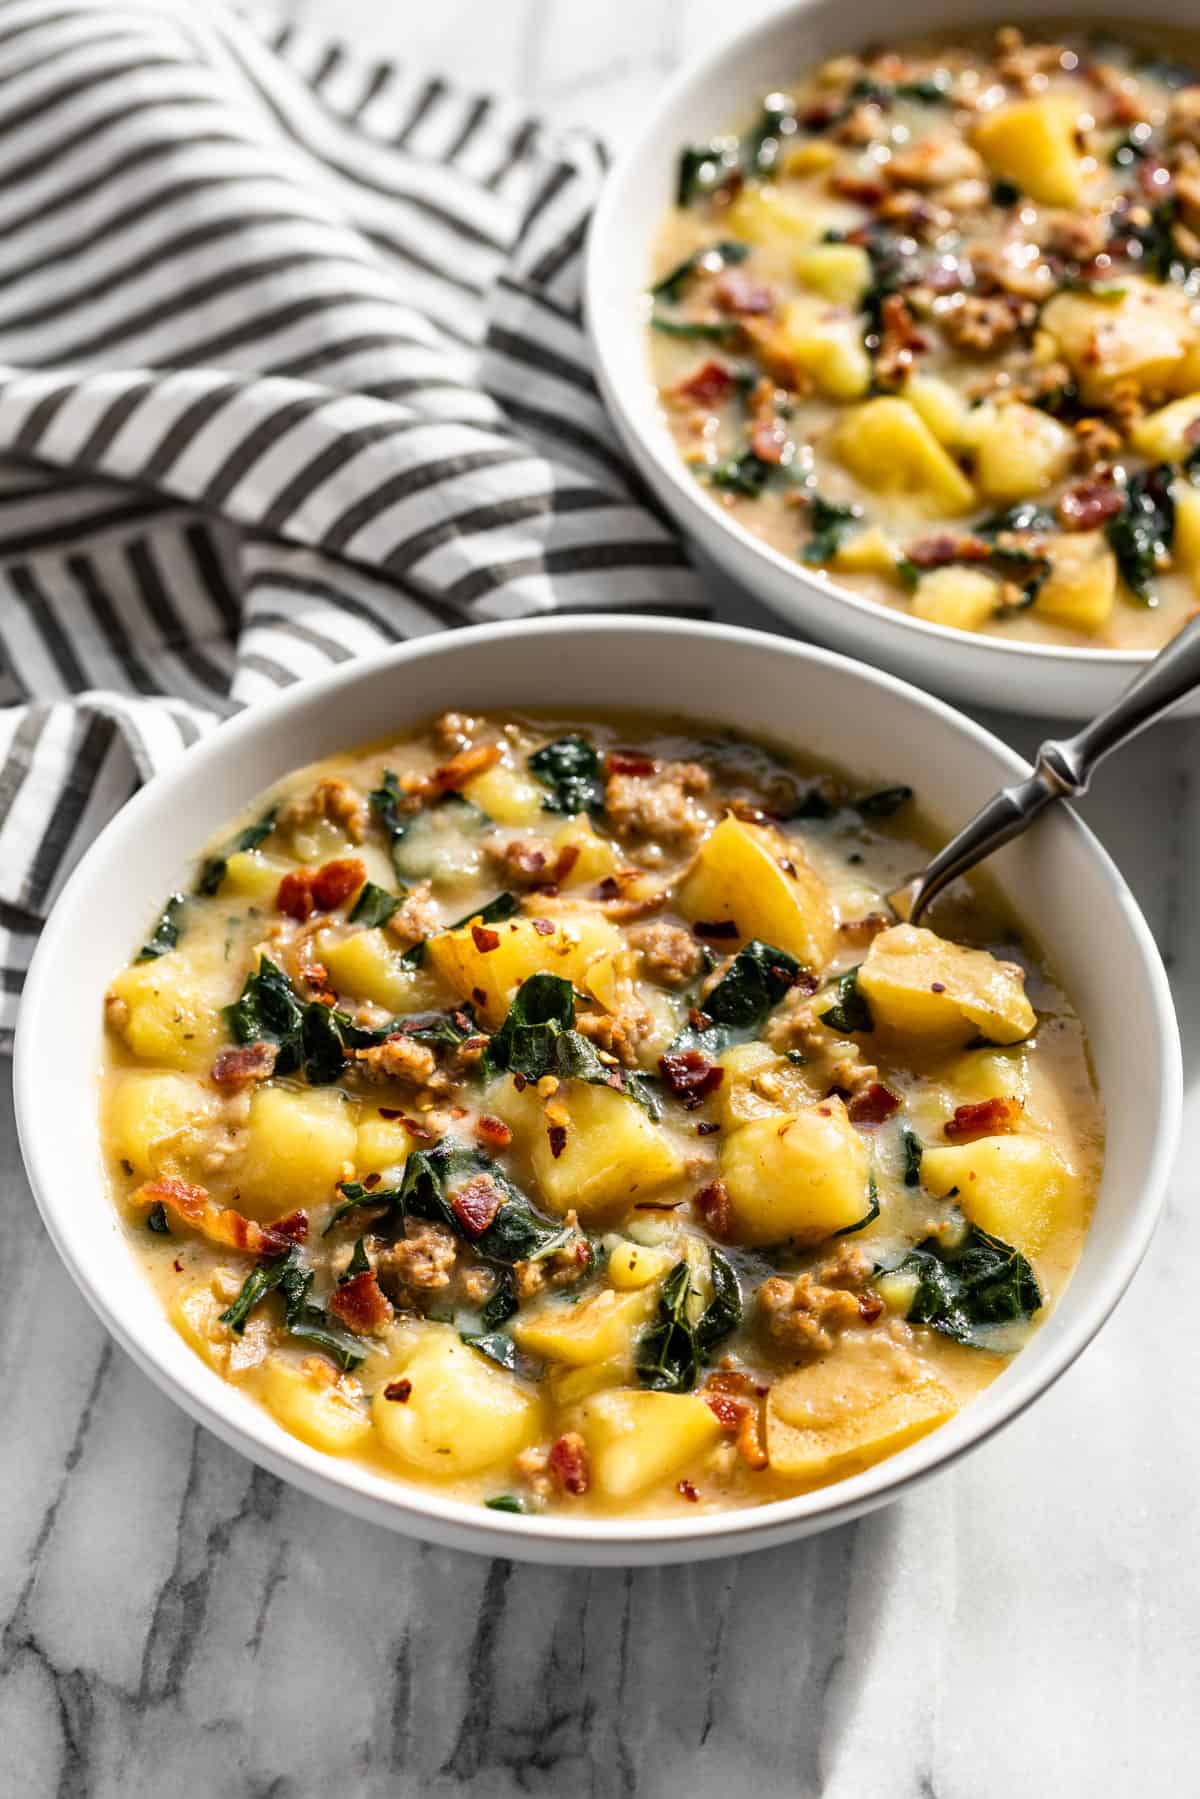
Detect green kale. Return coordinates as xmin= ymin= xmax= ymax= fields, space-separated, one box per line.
xmin=878 ymin=1225 xmax=1042 ymax=1347
xmin=742 ymin=93 xmax=800 ymax=176
xmin=527 ymin=734 xmax=604 ymax=815
xmin=854 ymin=786 xmax=913 ymax=818
xmin=707 ymin=448 xmax=774 ymax=497
xmin=901 ymin=1124 xmax=923 ymax=1189
xmin=218 ymin=1250 xmax=364 ymax=1370
xmin=800 ymin=494 xmax=862 ymax=564
xmin=677 ymin=137 xmax=741 ymax=207
xmin=146 ymin=1202 xmax=170 ymax=1234
xmin=486 ymin=973 xmax=660 ymax=1116
xmin=819 ymin=967 xmax=873 ymax=1034
xmin=461 ymin=1331 xmax=522 ymax=1372
xmin=348 ymin=881 xmax=401 ymax=929
xmin=368 ymin=770 xmax=412 ymax=886
xmin=650 ymin=239 xmax=749 ymax=303
xmin=195 ymin=806 xmax=278 ymax=898
xmin=484 ymin=1494 xmax=525 ymax=1513
xmin=990 ymin=178 xmax=1022 ymax=207
xmin=634 ymin=1250 xmax=742 ymax=1392
xmin=136 ymin=893 xmax=186 ymax=963
xmin=673 ymin=939 xmax=802 ymax=1057
xmin=1111 ymin=124 xmax=1153 ymax=168
xmin=1106 ymin=463 xmax=1175 ymax=604
xmin=650 ymin=314 xmax=743 ymax=344
xmin=834 ymin=1173 xmax=880 ymax=1237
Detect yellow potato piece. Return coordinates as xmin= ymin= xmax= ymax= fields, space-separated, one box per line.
xmin=258 ymin=1358 xmax=372 ymax=1456
xmin=973 ymin=96 xmax=1085 ymax=207
xmin=1033 ymin=532 xmax=1116 ymax=632
xmin=552 ymin=816 xmax=621 ymax=887
xmin=320 ymin=927 xmax=433 ymax=1013
xmin=794 ymin=243 xmax=872 ymax=307
xmin=234 ymin=1085 xmax=357 ymax=1219
xmin=1174 ymin=482 xmax=1200 ymax=593
xmin=719 ymin=1098 xmax=871 ymax=1246
xmin=372 ymin=1327 xmax=541 ymax=1476
xmin=676 ymin=813 xmax=835 ymax=969
xmin=354 ymin=1112 xmax=413 ymax=1180
xmin=575 ymin=1389 xmax=722 ymax=1499
xmin=776 ymin=296 xmax=872 ymax=399
xmin=106 ymin=1069 xmax=215 ymax=1179
xmin=972 ymin=402 xmax=1074 ymax=502
xmin=170 ymin=1282 xmax=272 ymax=1378
xmin=221 ymin=849 xmax=295 ymax=903
xmin=858 ymin=924 xmax=1035 ymax=1047
xmin=426 ymin=908 xmax=622 ymax=1028
xmin=106 ymin=953 xmax=226 ymax=1073
xmin=490 ymin=1076 xmax=686 ymax=1220
xmin=911 ymin=566 xmax=999 ymax=633
xmin=832 ymin=398 xmax=976 ymax=515
xmin=767 ymin=1338 xmax=956 ymax=1480
xmin=832 ymin=525 xmax=901 ymax=578
xmin=905 ymin=373 xmax=973 ymax=448
xmin=1130 ymin=393 xmax=1200 ymax=462
xmin=1041 ymin=281 xmax=1195 ymax=405
xmin=513 ymin=1288 xmax=655 ymax=1365
xmin=724 ymin=185 xmax=836 ymax=252
xmin=461 ymin=760 xmax=547 ymax=827
xmin=921 ymin=1134 xmax=1076 ymax=1256
xmin=606 ymin=1241 xmax=673 ymax=1290
xmin=715 ymin=1041 xmax=817 ymax=1131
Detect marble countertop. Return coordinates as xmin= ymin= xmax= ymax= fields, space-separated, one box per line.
xmin=4 ymin=3 xmax=1200 ymax=1793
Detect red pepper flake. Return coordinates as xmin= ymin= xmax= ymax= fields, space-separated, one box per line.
xmin=378 ymin=1106 xmax=403 ymax=1120
xmin=857 ymin=1290 xmax=885 ymax=1323
xmin=677 ymin=1478 xmax=700 ymax=1502
xmin=605 ymin=751 xmax=656 ymax=777
xmin=659 ymin=1050 xmax=725 ymax=1109
xmin=513 ymin=1072 xmax=528 ymax=1092
xmin=548 ymin=1431 xmax=590 ymax=1496
xmin=475 ymin=1112 xmax=513 ymax=1148
xmin=211 ymin=1042 xmax=277 ymax=1088
xmin=674 ymin=359 xmax=735 ymax=408
xmin=450 ymin=1175 xmax=504 ymax=1237
xmin=930 ymin=982 xmax=946 ymax=993
xmin=276 ymin=869 xmax=314 ymax=920
xmin=693 ymin=919 xmax=739 ymax=941
xmin=547 ymin=1122 xmax=568 ymax=1159
xmin=531 ymin=918 xmax=555 ymax=936
xmin=363 ymin=1171 xmax=382 ymax=1190
xmin=794 ymin=970 xmax=819 ymax=996
xmin=846 ymin=1082 xmax=902 ymax=1126
xmin=777 ymin=857 xmax=797 ymax=877
xmin=384 ymin=1379 xmax=412 ymax=1403
xmin=695 ymin=1177 xmax=733 ymax=1239
xmin=472 ymin=987 xmax=488 ymax=1008
xmin=550 ymin=842 xmax=581 ymax=884
xmin=593 ymin=876 xmax=622 ymax=901
xmin=402 ymin=1118 xmax=434 ymax=1141
xmin=173 ymin=1258 xmax=184 ymax=1273
xmin=311 ymin=857 xmax=366 ymax=911
xmin=471 ymin=922 xmax=501 ymax=953
xmin=944 ymin=1097 xmax=1023 ymax=1142
xmin=697 ymin=1120 xmax=720 ymax=1136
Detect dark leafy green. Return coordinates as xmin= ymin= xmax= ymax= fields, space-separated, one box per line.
xmin=975 ymin=502 xmax=1056 ymax=536
xmin=1106 ymin=463 xmax=1175 ymax=604
xmin=147 ymin=1202 xmax=170 ymax=1234
xmin=528 ymin=735 xmax=604 ymax=815
xmin=1112 ymin=123 xmax=1153 ymax=168
xmin=484 ymin=1494 xmax=525 ymax=1513
xmin=1126 ymin=197 xmax=1198 ymax=285
xmin=349 ymin=881 xmax=401 ymax=929
xmin=834 ymin=1174 xmax=880 ymax=1238
xmin=854 ymin=785 xmax=912 ymax=818
xmin=878 ymin=1226 xmax=1042 ymax=1348
xmin=651 ymin=239 xmax=749 ymax=303
xmin=990 ymin=178 xmax=1021 ymax=207
xmin=800 ymin=495 xmax=862 ymax=564
xmin=218 ymin=1250 xmax=364 ymax=1370
xmin=819 ymin=967 xmax=873 ymax=1034
xmin=677 ymin=137 xmax=740 ymax=207
xmin=136 ymin=893 xmax=187 ymax=963
xmin=707 ymin=449 xmax=774 ymax=497
xmin=650 ymin=314 xmax=743 ymax=344
xmin=635 ymin=1250 xmax=742 ymax=1392
xmin=196 ymin=807 xmax=278 ymax=898
xmin=480 ymin=1268 xmax=519 ymax=1331
xmin=672 ymin=939 xmax=802 ymax=1055
xmin=742 ymin=93 xmax=799 ymax=176
xmin=339 ymin=1236 xmax=371 ymax=1282
xmin=461 ymin=1331 xmax=521 ymax=1372
xmin=486 ymin=973 xmax=660 ymax=1117
xmin=368 ymin=770 xmax=412 ymax=886
xmin=901 ymin=1125 xmax=923 ymax=1189
xmin=400 ymin=1141 xmax=578 ymax=1269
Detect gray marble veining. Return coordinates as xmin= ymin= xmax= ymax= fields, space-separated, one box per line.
xmin=3 ymin=3 xmax=1200 ymax=1794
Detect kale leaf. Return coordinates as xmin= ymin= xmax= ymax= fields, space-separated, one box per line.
xmin=854 ymin=786 xmax=913 ymax=818
xmin=819 ymin=967 xmax=873 ymax=1034
xmin=677 ymin=137 xmax=741 ymax=207
xmin=672 ymin=939 xmax=802 ymax=1055
xmin=195 ymin=806 xmax=278 ymax=898
xmin=878 ymin=1225 xmax=1042 ymax=1348
xmin=650 ymin=239 xmax=749 ymax=303
xmin=486 ymin=973 xmax=660 ymax=1116
xmin=368 ymin=770 xmax=412 ymax=886
xmin=650 ymin=315 xmax=744 ymax=344
xmin=484 ymin=1494 xmax=525 ymax=1513
xmin=461 ymin=1331 xmax=522 ymax=1372
xmin=901 ymin=1124 xmax=923 ymax=1189
xmin=218 ymin=1249 xmax=364 ymax=1370
xmin=707 ymin=449 xmax=774 ymax=497
xmin=136 ymin=893 xmax=187 ymax=962
xmin=349 ymin=881 xmax=402 ymax=930
xmin=800 ymin=494 xmax=862 ymax=564
xmin=527 ymin=734 xmax=604 ymax=815
xmin=833 ymin=1172 xmax=880 ymax=1237
xmin=147 ymin=1202 xmax=170 ymax=1234
xmin=634 ymin=1250 xmax=743 ymax=1392
xmin=400 ymin=1140 xmax=580 ymax=1268
xmin=1106 ymin=463 xmax=1175 ymax=604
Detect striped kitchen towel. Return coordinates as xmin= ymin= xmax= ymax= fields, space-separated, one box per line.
xmin=0 ymin=0 xmax=704 ymax=1040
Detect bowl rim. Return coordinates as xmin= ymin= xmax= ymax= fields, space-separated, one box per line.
xmin=13 ymin=616 xmax=1182 ymax=1558
xmin=583 ymin=0 xmax=1165 ymax=672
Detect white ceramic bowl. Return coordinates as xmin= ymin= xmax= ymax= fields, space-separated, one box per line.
xmin=13 ymin=620 xmax=1180 ymax=1564
xmin=585 ymin=0 xmax=1200 ymax=719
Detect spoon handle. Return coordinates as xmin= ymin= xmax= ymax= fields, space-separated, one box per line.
xmin=903 ymin=612 xmax=1200 ymax=924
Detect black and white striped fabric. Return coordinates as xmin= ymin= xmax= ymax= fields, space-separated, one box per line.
xmin=0 ymin=0 xmax=705 ymax=1041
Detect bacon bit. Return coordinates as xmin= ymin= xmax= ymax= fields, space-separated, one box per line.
xmin=677 ymin=1478 xmax=700 ymax=1502
xmin=549 ymin=842 xmax=581 ymax=884
xmin=471 ymin=922 xmax=501 ymax=953
xmin=531 ymin=917 xmax=555 ymax=936
xmin=363 ymin=1172 xmax=382 ymax=1190
xmin=830 ymin=171 xmax=887 ymax=204
xmin=705 ymin=1391 xmax=746 ymax=1430
xmin=548 ymin=1431 xmax=590 ymax=1497
xmin=707 ymin=1369 xmax=756 ymax=1395
xmin=1057 ymin=478 xmax=1125 ymax=531
xmin=173 ymin=1258 xmax=184 ymax=1273
xmin=329 ymin=1269 xmax=394 ymax=1335
xmin=692 ymin=918 xmax=739 ymax=940
xmin=300 ymin=960 xmax=332 ymax=996
xmin=547 ymin=1122 xmax=568 ymax=1159
xmin=450 ymin=1175 xmax=504 ymax=1237
xmin=593 ymin=876 xmax=622 ymax=901
xmin=714 ymin=270 xmax=776 ymax=315
xmin=876 ymin=292 xmax=929 ymax=387
xmin=402 ymin=1118 xmax=434 ymax=1142
xmin=378 ymin=1106 xmax=402 ymax=1120
xmin=906 ymin=531 xmax=991 ymax=568
xmin=944 ymin=1096 xmax=1023 ymax=1141
xmin=697 ymin=1120 xmax=721 ymax=1136
xmin=674 ymin=359 xmax=735 ymax=408
xmin=846 ymin=1082 xmax=902 ymax=1126
xmin=211 ymin=1042 xmax=277 ymax=1088
xmin=735 ymin=1405 xmax=769 ymax=1471
xmin=694 ymin=1177 xmax=733 ymax=1239
xmin=605 ymin=751 xmax=656 ymax=777
xmin=134 ymin=1177 xmax=305 ymax=1258
xmin=311 ymin=857 xmax=366 ymax=910
xmin=750 ymin=413 xmax=790 ymax=463
xmin=857 ymin=1289 xmax=885 ymax=1323
xmin=688 ymin=1007 xmax=714 ymax=1032
xmin=276 ymin=869 xmax=314 ymax=920
xmin=659 ymin=1050 xmax=726 ymax=1109
xmin=475 ymin=1113 xmax=513 ymax=1148
xmin=424 ymin=742 xmax=502 ymax=799
xmin=384 ymin=1378 xmax=413 ymax=1403
xmin=472 ymin=987 xmax=488 ymax=1008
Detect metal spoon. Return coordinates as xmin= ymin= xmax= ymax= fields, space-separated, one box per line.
xmin=889 ymin=613 xmax=1200 ymax=926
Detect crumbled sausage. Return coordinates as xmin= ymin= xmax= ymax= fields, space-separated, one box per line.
xmin=759 ymin=1269 xmax=880 ymax=1356
xmin=432 ymin=710 xmax=481 ymax=753
xmin=938 ymin=292 xmax=1034 ymax=353
xmin=604 ymin=759 xmax=711 ymax=851
xmin=378 ymin=1219 xmax=457 ymax=1292
xmin=628 ymin=919 xmax=705 ymax=986
xmin=1168 ymin=87 xmax=1200 ymax=149
xmin=576 ymin=1003 xmax=654 ymax=1068
xmin=487 ymin=834 xmax=555 ymax=887
xmin=354 ymin=1033 xmax=444 ymax=1090
xmin=875 ymin=293 xmax=929 ymax=388
xmin=279 ymin=775 xmax=367 ymax=845
xmin=384 ymin=880 xmax=440 ymax=952
xmin=211 ymin=1043 xmax=277 ymax=1088
xmin=886 ymin=132 xmax=984 ymax=190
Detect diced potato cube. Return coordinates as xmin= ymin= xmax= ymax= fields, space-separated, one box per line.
xmin=235 ymin=1086 xmax=357 ymax=1219
xmin=719 ymin=1098 xmax=871 ymax=1246
xmin=941 ymin=1045 xmax=1030 ymax=1109
xmin=1131 ymin=393 xmax=1200 ymax=461
xmin=921 ymin=1134 xmax=1076 ymax=1255
xmin=972 ymin=402 xmax=1074 ymax=501
xmin=973 ymin=96 xmax=1085 ymax=207
xmin=606 ymin=1241 xmax=673 ymax=1290
xmin=905 ymin=374 xmax=973 ymax=447
xmin=858 ymin=924 xmax=1036 ymax=1047
xmin=794 ymin=243 xmax=872 ymax=306
xmin=106 ymin=953 xmax=226 ymax=1072
xmin=355 ymin=1111 xmax=412 ymax=1180
xmin=676 ymin=813 xmax=835 ymax=969
xmin=911 ymin=566 xmax=999 ymax=632
xmin=222 ymin=849 xmax=296 ymax=903
xmin=371 ymin=1327 xmax=541 ymax=1476
xmin=1041 ymin=280 xmax=1195 ymax=405
xmin=781 ymin=140 xmax=836 ymax=176
xmin=833 ymin=525 xmax=902 ymax=578
xmin=1174 ymin=482 xmax=1200 ymax=592
xmin=490 ymin=1076 xmax=686 ymax=1220
xmin=258 ymin=1358 xmax=372 ymax=1456
xmin=513 ymin=1288 xmax=655 ymax=1364
xmin=766 ymin=1338 xmax=955 ymax=1479
xmin=106 ymin=1070 xmax=215 ymax=1179
xmin=552 ymin=816 xmax=621 ymax=887
xmin=775 ymin=296 xmax=872 ymax=398
xmin=715 ymin=1041 xmax=817 ymax=1131
xmin=1033 ymin=531 xmax=1116 ymax=632
xmin=461 ymin=761 xmax=547 ymax=827
xmin=832 ymin=398 xmax=976 ymax=515
xmin=875 ymin=1268 xmax=921 ymax=1315
xmin=319 ymin=927 xmax=435 ymax=1013
xmin=574 ymin=1389 xmax=722 ymax=1499
xmin=548 ymin=1358 xmax=629 ymax=1405
xmin=426 ymin=908 xmax=622 ymax=1027
xmin=724 ymin=185 xmax=836 ymax=251
xmin=170 ymin=1282 xmax=272 ymax=1377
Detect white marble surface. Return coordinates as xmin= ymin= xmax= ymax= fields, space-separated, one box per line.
xmin=4 ymin=3 xmax=1200 ymax=1794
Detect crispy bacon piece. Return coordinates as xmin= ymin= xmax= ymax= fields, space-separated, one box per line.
xmin=714 ymin=270 xmax=776 ymax=315
xmin=751 ymin=414 xmax=790 ymax=463
xmin=135 ymin=1177 xmax=306 ymax=1257
xmin=211 ymin=1042 xmax=277 ymax=1088
xmin=1057 ymin=479 xmax=1125 ymax=531
xmin=830 ymin=172 xmax=887 ymax=205
xmin=857 ymin=1289 xmax=885 ymax=1323
xmin=846 ymin=1082 xmax=902 ymax=1126
xmin=605 ymin=750 xmax=657 ymax=778
xmin=906 ymin=531 xmax=992 ymax=568
xmin=692 ymin=918 xmax=739 ymax=940
xmin=548 ymin=1431 xmax=590 ymax=1497
xmin=694 ymin=1177 xmax=733 ymax=1239
xmin=660 ymin=1050 xmax=725 ymax=1109
xmin=450 ymin=1175 xmax=504 ymax=1237
xmin=383 ymin=1378 xmax=412 ymax=1403
xmin=310 ymin=857 xmax=366 ymax=911
xmin=677 ymin=1478 xmax=700 ymax=1501
xmin=549 ymin=841 xmax=581 ymax=885
xmin=471 ymin=922 xmax=501 ymax=953
xmin=674 ymin=359 xmax=735 ymax=408
xmin=475 ymin=1113 xmax=513 ymax=1149
xmin=944 ymin=1096 xmax=1023 ymax=1141
xmin=276 ymin=869 xmax=315 ymax=921
xmin=704 ymin=1391 xmax=746 ymax=1429
xmin=424 ymin=743 xmax=502 ymax=799
xmin=735 ymin=1405 xmax=769 ymax=1471
xmin=329 ymin=1269 xmax=394 ymax=1335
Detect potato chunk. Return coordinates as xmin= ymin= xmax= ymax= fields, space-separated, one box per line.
xmin=426 ymin=908 xmax=622 ymax=1027
xmin=234 ymin=1086 xmax=357 ymax=1219
xmin=490 ymin=1077 xmax=686 ymax=1220
xmin=715 ymin=1042 xmax=816 ymax=1131
xmin=905 ymin=374 xmax=973 ymax=448
xmin=461 ymin=761 xmax=547 ymax=826
xmin=832 ymin=398 xmax=976 ymax=515
xmin=371 ymin=1327 xmax=541 ymax=1476
xmin=719 ymin=1098 xmax=871 ymax=1246
xmin=676 ymin=813 xmax=835 ymax=969
xmin=1174 ymin=482 xmax=1200 ymax=593
xmin=106 ymin=1070 xmax=215 ymax=1179
xmin=574 ymin=1390 xmax=721 ymax=1499
xmin=766 ymin=1337 xmax=955 ymax=1480
xmin=971 ymin=403 xmax=1074 ymax=502
xmin=513 ymin=1288 xmax=655 ymax=1365
xmin=972 ymin=96 xmax=1085 ymax=206
xmin=921 ymin=1134 xmax=1076 ymax=1255
xmin=794 ymin=243 xmax=872 ymax=307
xmin=911 ymin=566 xmax=999 ymax=632
xmin=320 ymin=928 xmax=433 ymax=1013
xmin=858 ymin=925 xmax=1035 ymax=1047
xmin=221 ymin=849 xmax=296 ymax=903
xmin=1041 ymin=280 xmax=1195 ymax=404
xmin=258 ymin=1358 xmax=371 ymax=1456
xmin=725 ymin=185 xmax=839 ymax=252
xmin=774 ymin=297 xmax=872 ymax=399
xmin=606 ymin=1241 xmax=673 ymax=1290
xmin=1033 ymin=532 xmax=1116 ymax=632
xmin=552 ymin=816 xmax=621 ymax=887
xmin=1131 ymin=393 xmax=1200 ymax=462
xmin=106 ymin=953 xmax=226 ymax=1072
xmin=170 ymin=1282 xmax=272 ymax=1378
xmin=355 ymin=1110 xmax=413 ymax=1180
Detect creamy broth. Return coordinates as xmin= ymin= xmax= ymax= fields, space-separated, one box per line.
xmin=100 ymin=713 xmax=1103 ymax=1518
xmin=649 ymin=23 xmax=1200 ymax=649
